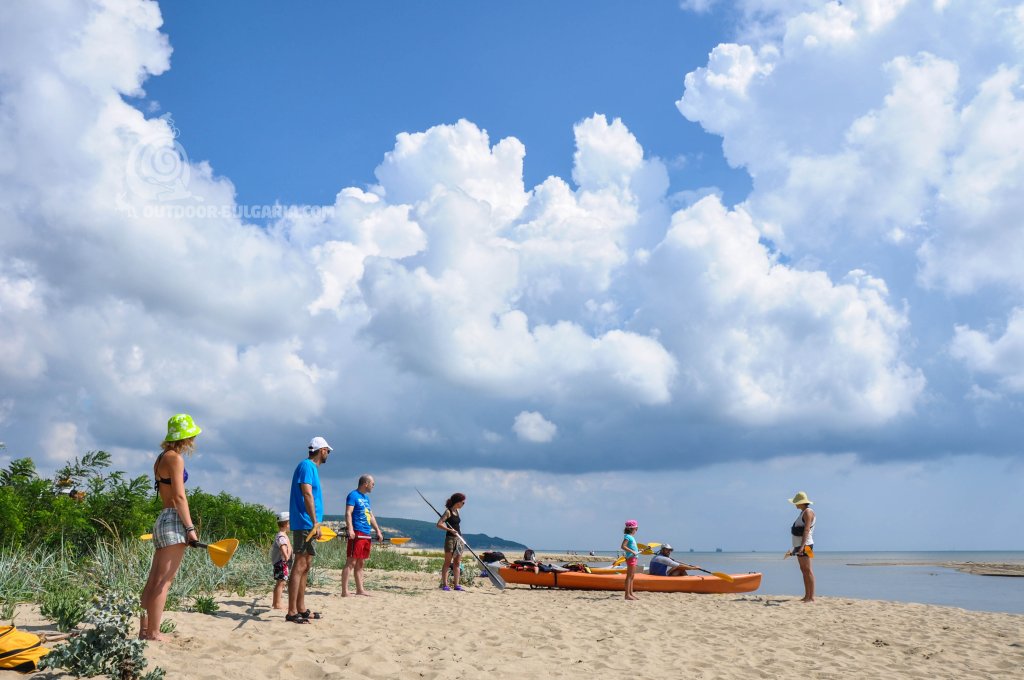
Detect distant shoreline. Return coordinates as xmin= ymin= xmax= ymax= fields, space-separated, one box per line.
xmin=846 ymin=561 xmax=1024 ymax=577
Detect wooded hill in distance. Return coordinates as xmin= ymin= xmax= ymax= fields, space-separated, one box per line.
xmin=323 ymin=515 xmax=527 ymax=551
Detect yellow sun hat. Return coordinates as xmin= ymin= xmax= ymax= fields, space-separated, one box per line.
xmin=788 ymin=491 xmax=813 ymax=505
xmin=165 ymin=413 xmax=202 ymax=442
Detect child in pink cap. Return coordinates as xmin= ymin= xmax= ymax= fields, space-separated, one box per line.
xmin=620 ymin=520 xmax=640 ymax=600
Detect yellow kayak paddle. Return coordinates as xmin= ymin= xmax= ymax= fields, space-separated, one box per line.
xmin=311 ymin=525 xmax=338 ymax=543
xmin=784 ymin=546 xmax=815 ymax=559
xmin=635 ymin=542 xmax=737 ymax=583
xmin=306 ymin=525 xmax=411 ymax=545
xmin=139 ymin=534 xmax=239 ymax=568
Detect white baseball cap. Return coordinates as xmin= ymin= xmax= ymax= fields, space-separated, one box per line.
xmin=308 ymin=436 xmax=333 ymax=452
xmin=661 ymin=544 xmax=673 ymax=551
xmin=276 ymin=511 xmax=289 ymax=522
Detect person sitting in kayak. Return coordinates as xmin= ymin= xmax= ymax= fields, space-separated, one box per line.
xmin=648 ymin=544 xmax=695 ymax=576
xmin=514 ymin=548 xmax=541 ymax=573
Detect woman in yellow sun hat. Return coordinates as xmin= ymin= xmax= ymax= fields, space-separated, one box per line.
xmin=139 ymin=414 xmax=201 ymax=640
xmin=788 ymin=491 xmax=816 ymax=603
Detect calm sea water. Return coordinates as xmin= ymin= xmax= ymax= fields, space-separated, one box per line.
xmin=546 ymin=550 xmax=1024 ymax=614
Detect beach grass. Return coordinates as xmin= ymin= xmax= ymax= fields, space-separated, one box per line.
xmin=0 ymin=538 xmax=326 ymax=620
xmin=0 ymin=536 xmax=491 ymax=627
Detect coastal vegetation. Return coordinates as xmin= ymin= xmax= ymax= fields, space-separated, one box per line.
xmin=0 ymin=452 xmax=275 ymax=552
xmin=0 ymin=452 xmax=476 ymax=630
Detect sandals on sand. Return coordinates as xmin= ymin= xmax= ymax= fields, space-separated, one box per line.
xmin=300 ymin=609 xmax=322 ymax=620
xmin=285 ymin=613 xmax=310 ymax=624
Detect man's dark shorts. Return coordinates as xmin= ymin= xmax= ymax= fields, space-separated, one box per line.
xmin=293 ymin=529 xmax=318 ymax=556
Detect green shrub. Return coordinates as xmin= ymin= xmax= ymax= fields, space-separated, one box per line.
xmin=40 ymin=589 xmax=165 ymax=680
xmin=159 ymin=619 xmax=176 ymax=634
xmin=0 ymin=454 xmax=276 ymax=554
xmin=191 ymin=594 xmax=219 ymax=615
xmin=39 ymin=583 xmax=92 ymax=632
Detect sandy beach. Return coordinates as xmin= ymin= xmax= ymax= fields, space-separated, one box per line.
xmin=23 ymin=567 xmax=1024 ymax=680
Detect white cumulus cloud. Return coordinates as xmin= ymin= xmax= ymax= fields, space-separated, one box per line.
xmin=513 ymin=411 xmax=557 ymax=443
xmin=951 ymin=308 xmax=1024 ymax=393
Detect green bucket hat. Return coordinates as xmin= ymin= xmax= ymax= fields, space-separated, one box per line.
xmin=165 ymin=413 xmax=202 ymax=442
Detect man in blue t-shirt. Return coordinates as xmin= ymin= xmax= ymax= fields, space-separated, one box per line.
xmin=341 ymin=474 xmax=383 ymax=597
xmin=648 ymin=544 xmax=695 ymax=576
xmin=286 ymin=436 xmax=332 ymax=624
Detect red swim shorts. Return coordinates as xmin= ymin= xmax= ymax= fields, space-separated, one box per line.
xmin=347 ymin=531 xmax=371 ymax=560
xmin=626 ymin=557 xmax=639 ymax=566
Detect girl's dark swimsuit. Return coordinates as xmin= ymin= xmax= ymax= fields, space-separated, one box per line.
xmin=153 ymin=452 xmax=189 ymax=491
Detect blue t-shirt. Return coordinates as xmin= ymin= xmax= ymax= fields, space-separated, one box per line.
xmin=346 ymin=489 xmax=372 ymax=535
xmin=623 ymin=533 xmax=638 ymax=556
xmin=289 ymin=458 xmax=323 ymax=531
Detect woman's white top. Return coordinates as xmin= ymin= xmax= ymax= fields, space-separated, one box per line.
xmin=792 ymin=510 xmax=815 ymax=548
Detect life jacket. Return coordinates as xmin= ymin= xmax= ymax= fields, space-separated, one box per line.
xmin=0 ymin=625 xmax=49 ymax=673
xmin=563 ymin=563 xmax=592 ymax=573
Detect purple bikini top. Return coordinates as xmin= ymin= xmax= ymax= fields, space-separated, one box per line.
xmin=154 ymin=453 xmax=189 ymax=490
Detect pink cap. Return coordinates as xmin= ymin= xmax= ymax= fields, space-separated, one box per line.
xmin=624 ymin=519 xmax=638 ymax=528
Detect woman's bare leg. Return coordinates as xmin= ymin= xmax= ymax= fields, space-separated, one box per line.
xmin=798 ymin=554 xmax=815 ymax=602
xmin=440 ymin=551 xmax=454 ymax=588
xmin=139 ymin=544 xmax=186 ymax=640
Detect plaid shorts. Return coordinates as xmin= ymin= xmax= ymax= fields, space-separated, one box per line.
xmin=152 ymin=508 xmax=187 ymax=549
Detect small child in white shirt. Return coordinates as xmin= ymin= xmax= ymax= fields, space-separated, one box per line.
xmin=270 ymin=512 xmax=293 ymax=610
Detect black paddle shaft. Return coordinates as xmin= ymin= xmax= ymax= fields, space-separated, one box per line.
xmin=416 ymin=489 xmax=505 ymax=590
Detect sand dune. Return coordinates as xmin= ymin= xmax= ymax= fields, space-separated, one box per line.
xmin=24 ymin=569 xmax=1024 ymax=679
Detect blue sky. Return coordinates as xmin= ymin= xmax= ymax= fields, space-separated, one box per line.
xmin=1 ymin=0 xmax=1023 ymax=552
xmin=141 ymin=1 xmax=749 ymax=209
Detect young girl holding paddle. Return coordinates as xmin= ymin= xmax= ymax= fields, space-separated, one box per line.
xmin=436 ymin=493 xmax=466 ymax=591
xmin=621 ymin=520 xmax=640 ymax=601
xmin=139 ymin=414 xmax=201 ymax=640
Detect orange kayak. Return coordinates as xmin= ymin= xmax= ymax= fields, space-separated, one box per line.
xmin=498 ymin=568 xmax=761 ymax=593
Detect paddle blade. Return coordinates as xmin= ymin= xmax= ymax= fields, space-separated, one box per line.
xmin=205 ymin=538 xmax=239 ymax=568
xmin=805 ymin=546 xmax=814 ymax=558
xmin=612 ymin=556 xmax=625 ymax=566
xmin=389 ymin=537 xmax=411 ymax=545
xmin=481 ymin=564 xmax=506 ymax=590
xmin=711 ymin=571 xmax=735 ymax=583
xmin=139 ymin=533 xmax=153 ymax=541
xmin=316 ymin=526 xmax=338 ymax=543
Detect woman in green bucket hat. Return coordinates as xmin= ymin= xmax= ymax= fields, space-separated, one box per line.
xmin=139 ymin=414 xmax=202 ymax=640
